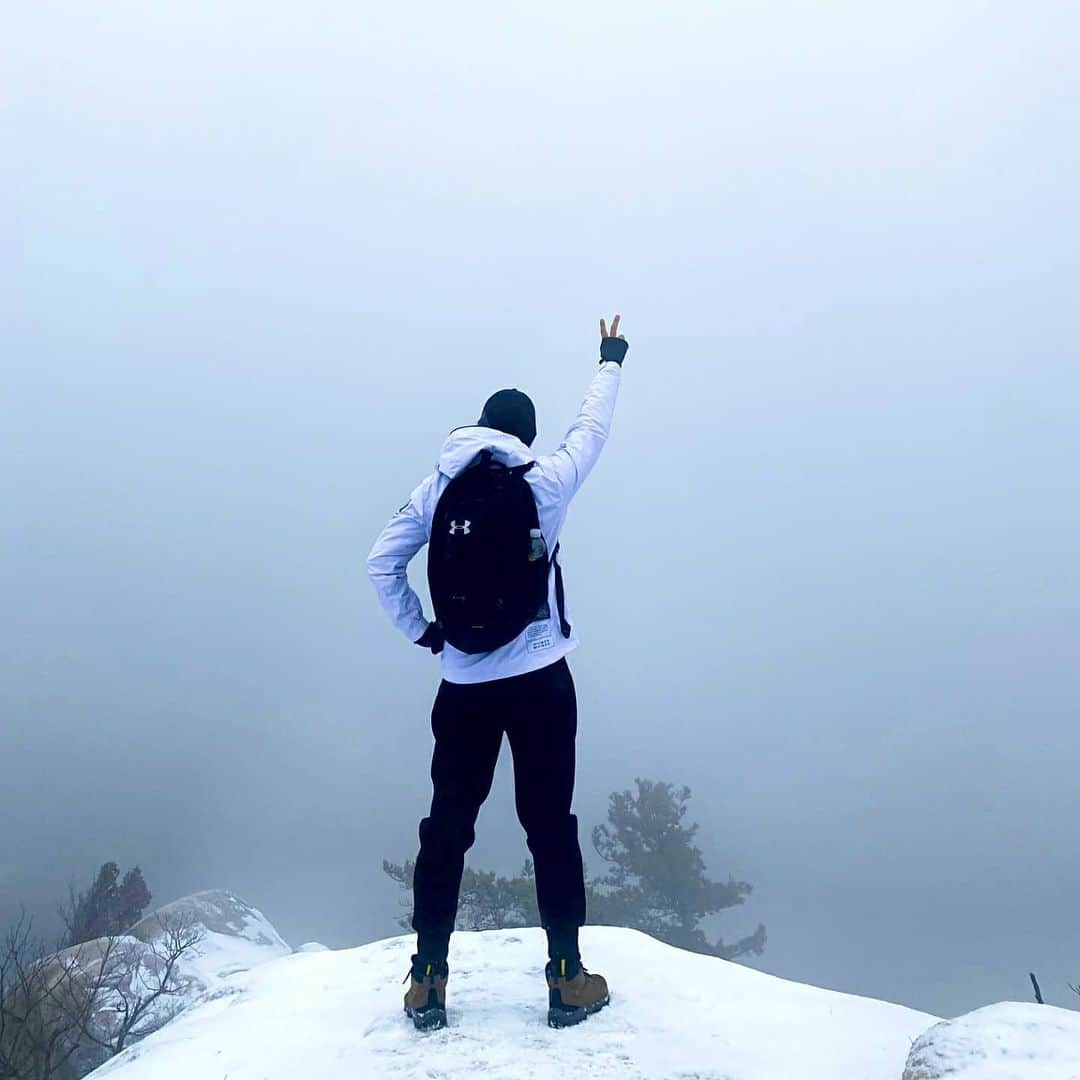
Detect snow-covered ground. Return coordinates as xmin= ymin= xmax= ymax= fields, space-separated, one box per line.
xmin=903 ymin=1002 xmax=1080 ymax=1080
xmin=90 ymin=926 xmax=938 ymax=1079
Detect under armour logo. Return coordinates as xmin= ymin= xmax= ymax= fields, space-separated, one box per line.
xmin=449 ymin=520 xmax=471 ymax=535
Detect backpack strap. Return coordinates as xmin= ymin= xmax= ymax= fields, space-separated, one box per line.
xmin=477 ymin=458 xmax=560 ymax=631
xmin=514 ymin=459 xmax=564 ymax=633
xmin=551 ymin=543 xmax=571 ymax=639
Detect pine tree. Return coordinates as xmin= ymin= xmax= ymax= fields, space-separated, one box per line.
xmin=116 ymin=867 xmax=152 ymax=931
xmin=383 ymin=778 xmax=765 ymax=961
xmin=63 ymin=862 xmax=153 ymax=946
xmin=590 ymin=779 xmax=765 ymax=959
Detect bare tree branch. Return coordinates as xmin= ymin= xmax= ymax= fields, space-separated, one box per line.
xmin=0 ymin=910 xmax=96 ymax=1080
xmin=64 ymin=913 xmax=205 ymax=1058
xmin=2 ymin=907 xmax=205 ymax=1080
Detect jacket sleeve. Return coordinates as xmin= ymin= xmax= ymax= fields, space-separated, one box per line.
xmin=366 ymin=478 xmax=433 ymax=644
xmin=535 ymin=361 xmax=622 ymax=501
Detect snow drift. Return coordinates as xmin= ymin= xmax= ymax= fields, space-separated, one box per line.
xmin=89 ymin=925 xmax=938 ymax=1079
xmin=902 ymin=1002 xmax=1080 ymax=1079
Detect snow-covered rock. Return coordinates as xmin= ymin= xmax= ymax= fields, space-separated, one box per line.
xmin=89 ymin=926 xmax=936 ymax=1079
xmin=127 ymin=888 xmax=291 ymax=992
xmin=4 ymin=891 xmax=290 ymax=1078
xmin=902 ymin=1002 xmax=1080 ymax=1080
xmin=5 ymin=937 xmax=175 ymax=1079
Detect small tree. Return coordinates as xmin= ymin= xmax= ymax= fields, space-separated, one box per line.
xmin=1 ymin=909 xmax=204 ymax=1080
xmin=61 ymin=865 xmax=151 ymax=948
xmin=590 ymin=778 xmax=765 ymax=959
xmin=0 ymin=913 xmax=94 ymax=1080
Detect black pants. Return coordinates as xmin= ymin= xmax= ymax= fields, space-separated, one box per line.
xmin=411 ymin=657 xmax=586 ymax=961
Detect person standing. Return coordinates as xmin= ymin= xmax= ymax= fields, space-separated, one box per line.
xmin=367 ymin=316 xmax=629 ymax=1030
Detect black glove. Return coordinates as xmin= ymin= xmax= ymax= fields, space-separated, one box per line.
xmin=600 ymin=336 xmax=629 ymax=366
xmin=415 ymin=622 xmax=444 ymax=655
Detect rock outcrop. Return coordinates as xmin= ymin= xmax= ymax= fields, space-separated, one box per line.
xmin=0 ymin=890 xmax=290 ymax=1080
xmin=126 ymin=889 xmax=291 ymax=990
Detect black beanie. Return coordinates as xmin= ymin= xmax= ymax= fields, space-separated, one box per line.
xmin=478 ymin=388 xmax=536 ymax=447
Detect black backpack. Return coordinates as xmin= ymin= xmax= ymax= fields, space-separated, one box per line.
xmin=428 ymin=451 xmax=565 ymax=655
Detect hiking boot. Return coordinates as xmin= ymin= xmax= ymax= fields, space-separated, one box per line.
xmin=403 ymin=955 xmax=448 ymax=1031
xmin=545 ymin=956 xmax=610 ymax=1028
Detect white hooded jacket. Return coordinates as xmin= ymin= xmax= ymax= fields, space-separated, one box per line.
xmin=367 ymin=361 xmax=622 ymax=684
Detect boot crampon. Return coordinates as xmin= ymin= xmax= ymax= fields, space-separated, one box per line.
xmin=545 ymin=956 xmax=610 ymax=1029
xmin=403 ymin=955 xmax=449 ymax=1031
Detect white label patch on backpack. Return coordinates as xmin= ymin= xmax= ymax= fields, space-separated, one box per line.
xmin=526 ymin=620 xmax=554 ymax=653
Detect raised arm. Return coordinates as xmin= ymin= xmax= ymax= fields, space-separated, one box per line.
xmin=536 ymin=314 xmax=629 ymax=500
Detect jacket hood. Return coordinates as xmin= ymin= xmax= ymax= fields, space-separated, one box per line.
xmin=436 ymin=426 xmax=535 ymax=480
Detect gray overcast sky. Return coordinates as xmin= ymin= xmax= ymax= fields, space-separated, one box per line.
xmin=3 ymin=1 xmax=1078 ymax=1018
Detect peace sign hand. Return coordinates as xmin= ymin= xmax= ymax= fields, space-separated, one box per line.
xmin=599 ymin=314 xmax=629 ymax=366
xmin=600 ymin=314 xmax=625 ymax=340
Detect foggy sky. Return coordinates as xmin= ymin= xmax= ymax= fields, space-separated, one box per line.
xmin=4 ymin=2 xmax=1078 ymax=1018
